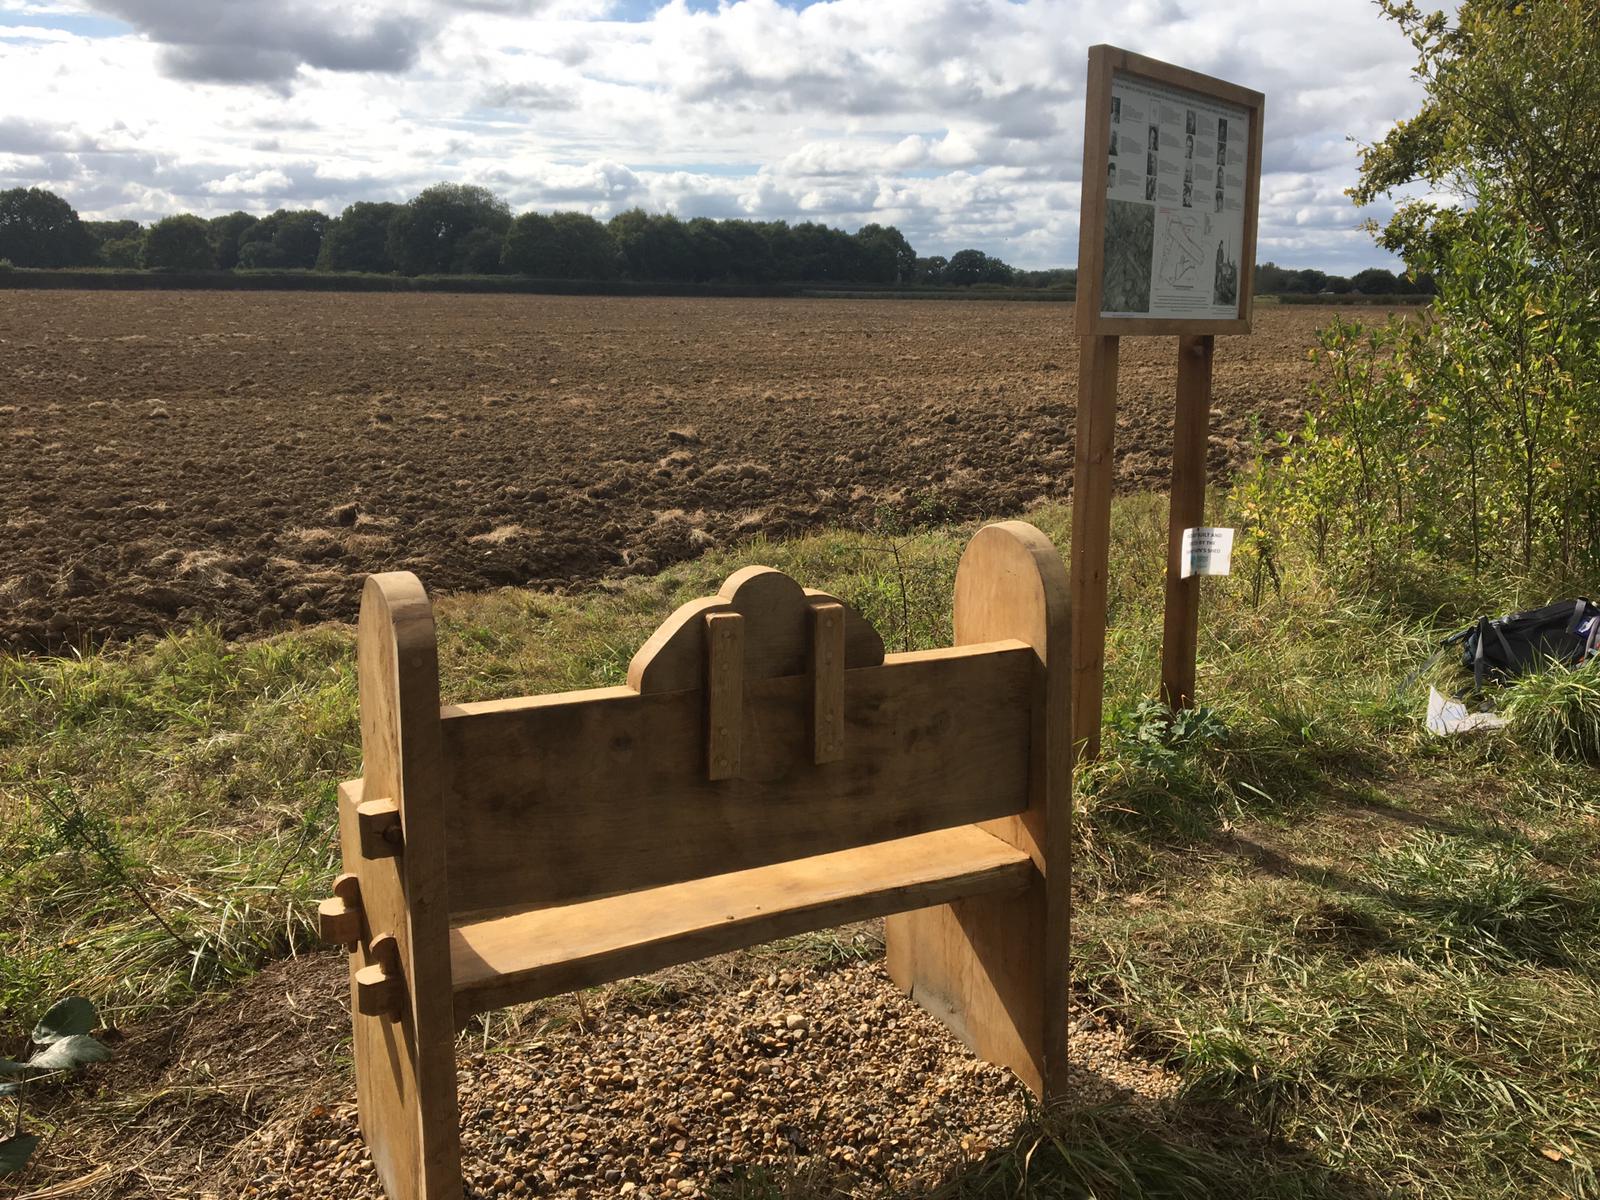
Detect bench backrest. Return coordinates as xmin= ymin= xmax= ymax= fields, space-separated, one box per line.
xmin=434 ymin=564 xmax=1039 ymax=917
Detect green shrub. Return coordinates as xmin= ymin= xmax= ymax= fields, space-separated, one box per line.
xmin=1503 ymin=656 xmax=1600 ymax=763
xmin=1241 ymin=200 xmax=1600 ymax=588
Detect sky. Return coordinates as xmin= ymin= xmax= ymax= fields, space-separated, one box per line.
xmin=0 ymin=0 xmax=1431 ymax=273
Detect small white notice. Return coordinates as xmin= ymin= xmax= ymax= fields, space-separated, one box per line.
xmin=1179 ymin=526 xmax=1234 ymax=578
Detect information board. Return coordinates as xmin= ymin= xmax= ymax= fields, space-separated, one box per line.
xmin=1078 ymin=47 xmax=1264 ymax=336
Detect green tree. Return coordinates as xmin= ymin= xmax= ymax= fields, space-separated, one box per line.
xmin=0 ymin=187 xmax=94 ymax=267
xmin=503 ymin=210 xmax=617 ymax=279
xmin=317 ymin=201 xmax=400 ymax=273
xmin=100 ymin=236 xmax=143 ymax=268
xmin=1352 ymin=0 xmax=1600 ymax=271
xmin=141 ymin=215 xmax=215 ymax=271
xmin=608 ymin=209 xmax=696 ymax=281
xmin=451 ymin=226 xmax=505 ymax=274
xmin=236 ymin=209 xmax=328 ymax=270
xmin=1014 ymin=267 xmax=1076 ymax=290
xmin=945 ymin=248 xmax=1012 ymax=286
xmin=914 ymin=255 xmax=948 ymax=284
xmin=551 ymin=212 xmax=618 ymax=279
xmin=387 ymin=183 xmax=511 ymax=276
xmin=1351 ymin=267 xmax=1398 ymax=294
xmin=83 ymin=219 xmax=141 ymax=265
xmin=1297 ymin=268 xmax=1328 ymax=294
xmin=1254 ymin=261 xmax=1295 ymax=293
xmin=854 ymin=223 xmax=916 ymax=283
xmin=207 ymin=211 xmax=259 ymax=270
xmin=685 ymin=217 xmax=731 ymax=282
xmin=787 ymin=222 xmax=860 ymax=281
xmin=715 ymin=220 xmax=774 ymax=282
xmin=502 ymin=211 xmax=557 ymax=275
xmin=83 ymin=220 xmax=144 ymax=267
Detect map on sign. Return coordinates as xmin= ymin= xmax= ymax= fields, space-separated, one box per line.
xmin=1101 ymin=70 xmax=1248 ymax=320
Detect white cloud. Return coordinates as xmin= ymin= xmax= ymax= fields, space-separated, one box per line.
xmin=0 ymin=0 xmax=1430 ymax=270
xmin=202 ymin=167 xmax=293 ymax=195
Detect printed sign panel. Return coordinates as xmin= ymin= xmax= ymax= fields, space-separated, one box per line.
xmin=1102 ymin=74 xmax=1249 ymax=321
xmin=1078 ymin=47 xmax=1264 ymax=336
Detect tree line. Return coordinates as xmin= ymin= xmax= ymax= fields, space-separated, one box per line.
xmin=1254 ymin=261 xmax=1434 ymax=297
xmin=1 ymin=183 xmax=1422 ymax=294
xmin=0 ymin=183 xmax=1076 ymax=289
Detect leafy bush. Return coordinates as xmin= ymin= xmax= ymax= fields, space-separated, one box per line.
xmin=1240 ymin=200 xmax=1600 ymax=587
xmin=1103 ymin=699 xmax=1230 ymax=780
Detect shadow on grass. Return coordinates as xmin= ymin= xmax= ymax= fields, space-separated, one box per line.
xmin=1222 ymin=820 xmax=1599 ymax=974
xmin=1085 ymin=715 xmax=1600 ymax=975
xmin=1078 ymin=715 xmax=1395 ymax=889
xmin=920 ymin=1099 xmax=1381 ymax=1200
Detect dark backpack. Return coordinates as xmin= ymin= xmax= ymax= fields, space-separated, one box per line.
xmin=1445 ymin=598 xmax=1600 ymax=691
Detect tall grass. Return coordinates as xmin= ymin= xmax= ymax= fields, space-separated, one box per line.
xmin=1503 ymin=656 xmax=1600 ymax=763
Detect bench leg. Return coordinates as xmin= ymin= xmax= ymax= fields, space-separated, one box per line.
xmin=888 ymin=521 xmax=1072 ymax=1101
xmin=886 ymin=880 xmax=1054 ymax=1097
xmin=341 ymin=780 xmax=464 ymax=1200
xmin=344 ymin=573 xmax=464 ymax=1200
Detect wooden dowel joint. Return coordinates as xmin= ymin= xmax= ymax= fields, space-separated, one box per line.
xmin=356 ymin=932 xmax=404 ymax=1018
xmin=357 ymin=797 xmax=403 ymax=858
xmin=318 ymin=873 xmax=364 ymax=947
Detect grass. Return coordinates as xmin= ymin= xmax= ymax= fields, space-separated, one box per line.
xmin=3 ymin=492 xmax=1599 ymax=1197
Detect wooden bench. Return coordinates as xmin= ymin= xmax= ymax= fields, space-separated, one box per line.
xmin=317 ymin=520 xmax=1073 ymax=1200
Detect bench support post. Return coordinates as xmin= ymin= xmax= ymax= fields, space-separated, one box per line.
xmin=341 ymin=573 xmax=462 ymax=1200
xmin=886 ymin=521 xmax=1073 ymax=1100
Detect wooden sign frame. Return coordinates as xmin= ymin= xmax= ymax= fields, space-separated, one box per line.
xmin=1069 ymin=47 xmax=1264 ymax=759
xmin=1077 ymin=45 xmax=1265 ymax=337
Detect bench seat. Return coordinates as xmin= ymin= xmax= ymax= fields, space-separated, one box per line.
xmin=449 ymin=824 xmax=1035 ymax=1019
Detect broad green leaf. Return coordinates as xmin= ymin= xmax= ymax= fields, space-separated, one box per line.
xmin=0 ymin=1060 xmax=26 ymax=1076
xmin=0 ymin=1082 xmax=19 ymax=1097
xmin=0 ymin=1134 xmax=38 ymax=1175
xmin=30 ymin=997 xmax=97 ymax=1045
xmin=27 ymin=1035 xmax=111 ymax=1071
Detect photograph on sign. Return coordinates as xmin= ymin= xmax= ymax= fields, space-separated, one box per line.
xmin=1102 ymin=73 xmax=1249 ymax=322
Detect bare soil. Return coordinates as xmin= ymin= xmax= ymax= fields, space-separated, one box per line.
xmin=1 ymin=292 xmax=1336 ymax=651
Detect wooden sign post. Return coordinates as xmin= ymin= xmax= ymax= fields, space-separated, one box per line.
xmin=1071 ymin=45 xmax=1264 ymax=758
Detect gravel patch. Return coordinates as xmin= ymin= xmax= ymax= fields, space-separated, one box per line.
xmin=231 ymin=957 xmax=1178 ymax=1200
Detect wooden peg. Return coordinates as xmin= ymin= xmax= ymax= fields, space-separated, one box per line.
xmin=811 ymin=602 xmax=845 ymax=764
xmin=317 ymin=872 xmax=363 ymax=947
xmin=357 ymin=797 xmax=403 ymax=858
xmin=705 ymin=611 xmax=744 ymax=781
xmin=355 ymin=932 xmax=404 ymax=1018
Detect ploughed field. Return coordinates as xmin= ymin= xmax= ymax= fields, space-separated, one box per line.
xmin=1 ymin=291 xmax=1333 ymax=650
